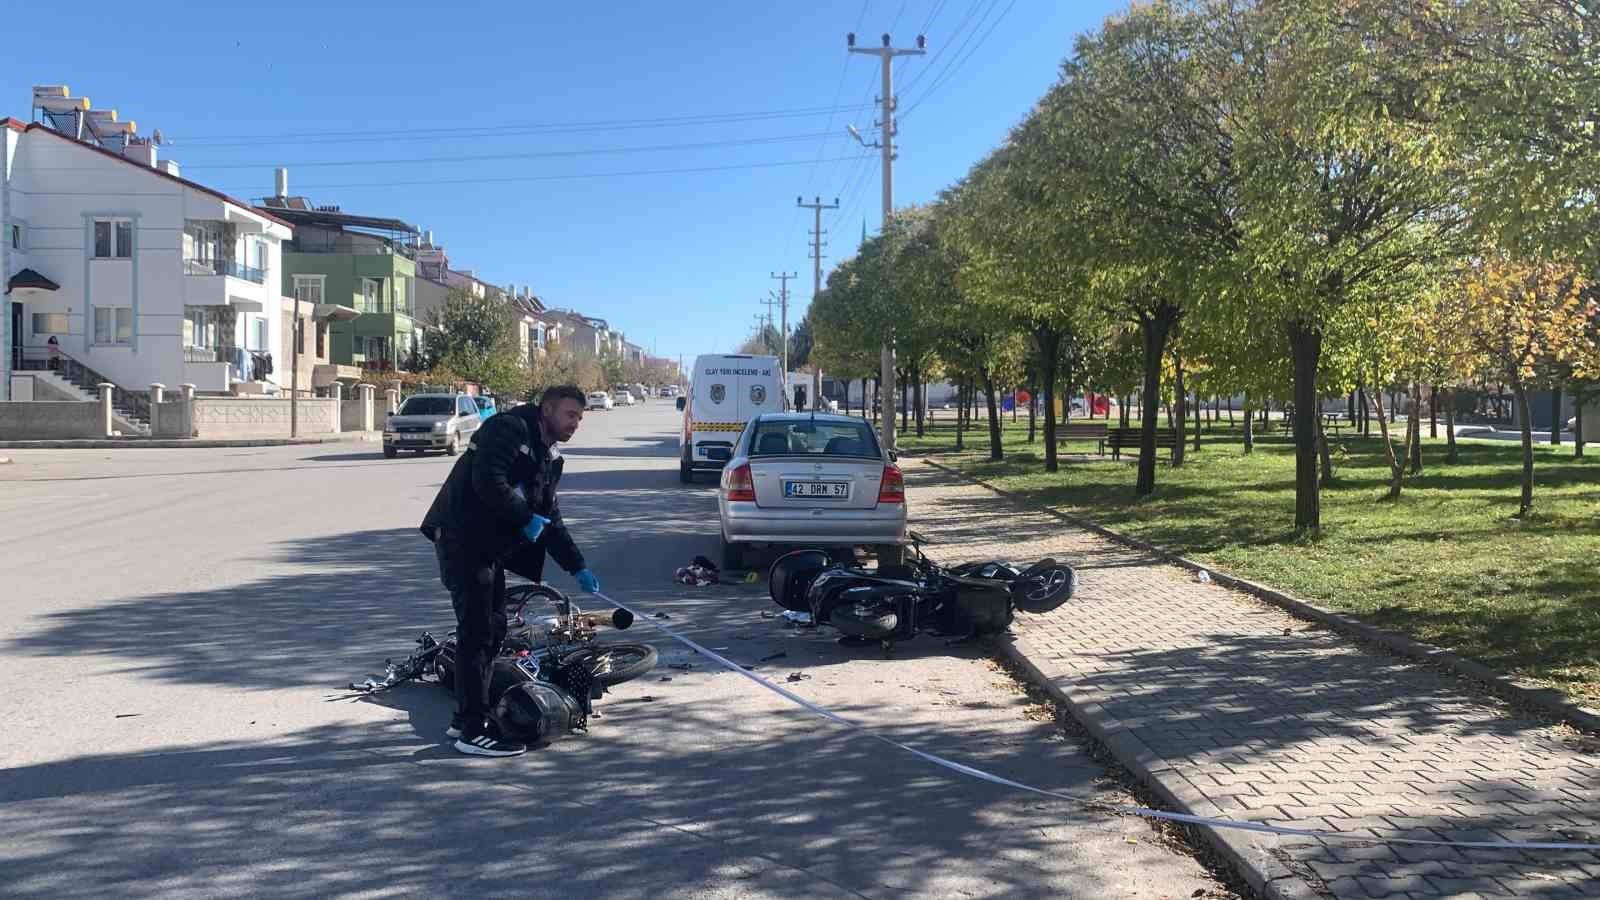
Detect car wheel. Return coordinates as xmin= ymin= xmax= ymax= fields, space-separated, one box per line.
xmin=679 ymin=455 xmax=693 ymax=484
xmin=721 ymin=532 xmax=745 ymax=570
xmin=445 ymin=433 xmax=459 ymax=456
xmin=383 ymin=445 xmax=398 ymax=459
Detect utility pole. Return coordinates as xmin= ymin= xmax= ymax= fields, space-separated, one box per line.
xmin=848 ymin=31 xmax=925 ymax=452
xmin=797 ymin=195 xmax=838 ymax=405
xmin=771 ymin=271 xmax=795 ymax=377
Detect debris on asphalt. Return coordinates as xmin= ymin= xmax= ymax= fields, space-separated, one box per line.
xmin=758 ymin=650 xmax=787 ymax=662
xmin=786 ymin=672 xmax=811 ymax=683
xmin=760 ymin=611 xmax=776 ymax=618
xmin=651 ymin=612 xmax=672 ymax=619
xmin=780 ymin=610 xmax=812 ymax=626
xmin=675 ymin=564 xmax=719 ymax=586
xmin=658 ymin=676 xmax=672 ymax=682
xmin=745 ymin=571 xmax=759 ymax=584
xmin=667 ymin=662 xmax=695 ymax=671
xmin=1195 ymin=569 xmax=1211 ymax=584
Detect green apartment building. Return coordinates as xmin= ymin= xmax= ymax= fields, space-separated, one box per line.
xmin=256 ymin=196 xmax=420 ymax=369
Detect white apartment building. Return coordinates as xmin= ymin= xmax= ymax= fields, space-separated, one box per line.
xmin=3 ymin=100 xmax=291 ymax=401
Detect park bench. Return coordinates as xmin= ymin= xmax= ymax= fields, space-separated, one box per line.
xmin=1051 ymin=421 xmax=1111 ymax=454
xmin=1104 ymin=426 xmax=1180 ymax=460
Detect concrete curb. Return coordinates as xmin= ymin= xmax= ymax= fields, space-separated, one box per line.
xmin=921 ymin=457 xmax=1600 ymax=734
xmin=999 ymin=641 xmax=1319 ymax=900
xmin=0 ymin=433 xmax=382 ymax=450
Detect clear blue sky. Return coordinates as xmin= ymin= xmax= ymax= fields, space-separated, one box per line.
xmin=7 ymin=0 xmax=1122 ymax=365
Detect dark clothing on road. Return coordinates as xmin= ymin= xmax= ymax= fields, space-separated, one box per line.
xmin=420 ymin=403 xmax=586 ymax=732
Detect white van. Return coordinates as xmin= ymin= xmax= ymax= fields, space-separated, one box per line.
xmin=678 ymin=353 xmax=783 ymax=482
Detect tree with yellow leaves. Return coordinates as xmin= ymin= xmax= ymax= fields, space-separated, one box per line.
xmin=1443 ymin=257 xmax=1597 ymax=516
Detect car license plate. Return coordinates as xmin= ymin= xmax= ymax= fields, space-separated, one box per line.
xmin=784 ymin=480 xmax=849 ymax=500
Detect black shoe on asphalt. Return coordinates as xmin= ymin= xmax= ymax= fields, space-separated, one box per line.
xmin=454 ymin=729 xmax=526 ymax=758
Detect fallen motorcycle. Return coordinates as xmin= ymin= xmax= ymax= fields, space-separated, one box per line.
xmin=349 ymin=583 xmax=657 ymax=738
xmin=768 ymin=530 xmax=1077 ymax=649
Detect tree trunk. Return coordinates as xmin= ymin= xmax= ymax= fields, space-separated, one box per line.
xmin=955 ymin=384 xmax=966 ymax=452
xmin=1193 ymin=392 xmax=1202 ymax=453
xmin=1136 ymin=310 xmax=1177 ymax=496
xmin=1551 ymin=387 xmax=1563 ymax=445
xmin=913 ymin=367 xmax=925 ymax=437
xmin=1371 ymin=378 xmax=1406 ymax=500
xmin=1120 ymin=395 xmax=1131 ymax=428
xmin=1515 ymin=385 xmax=1534 ymax=516
xmin=1036 ymin=329 xmax=1061 ymax=472
xmin=1348 ymin=390 xmax=1357 ymax=424
xmin=1318 ymin=413 xmax=1334 ymax=485
xmin=1408 ymin=382 xmax=1423 ymax=475
xmin=1575 ymin=393 xmax=1586 ymax=458
xmin=1287 ymin=321 xmax=1323 ymax=531
xmin=1172 ymin=354 xmax=1187 ymax=468
xmin=1445 ymin=388 xmax=1459 ymax=463
xmin=1027 ymin=383 xmax=1037 ymax=444
xmin=981 ymin=368 xmax=1003 ymax=462
xmin=1429 ymin=384 xmax=1439 ymax=439
xmin=1243 ymin=403 xmax=1255 ymax=454
xmin=1227 ymin=394 xmax=1235 ymax=425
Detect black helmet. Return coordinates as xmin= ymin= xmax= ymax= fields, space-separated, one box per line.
xmin=768 ymin=549 xmax=831 ymax=612
xmin=492 ymin=682 xmax=581 ymax=745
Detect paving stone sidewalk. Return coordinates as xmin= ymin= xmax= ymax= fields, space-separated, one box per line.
xmin=903 ymin=461 xmax=1600 ymax=900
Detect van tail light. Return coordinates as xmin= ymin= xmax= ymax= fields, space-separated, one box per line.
xmin=722 ymin=463 xmax=756 ymax=502
xmin=877 ymin=464 xmax=905 ymax=504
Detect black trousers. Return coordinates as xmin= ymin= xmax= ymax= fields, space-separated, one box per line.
xmin=435 ymin=539 xmax=507 ymax=732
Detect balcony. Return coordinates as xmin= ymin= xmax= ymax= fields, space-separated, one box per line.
xmin=184 ymin=257 xmax=265 ymax=284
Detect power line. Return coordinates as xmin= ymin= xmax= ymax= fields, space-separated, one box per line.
xmin=897 ymin=0 xmax=989 ymax=97
xmin=901 ymin=0 xmax=1018 ymax=120
xmin=212 ymin=154 xmax=872 ymax=194
xmin=168 ymin=103 xmax=877 ymax=148
xmin=174 ymin=131 xmax=839 ymax=170
xmin=917 ymin=0 xmax=950 ymax=34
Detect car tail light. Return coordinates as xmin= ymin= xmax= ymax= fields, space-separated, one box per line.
xmin=877 ymin=464 xmax=904 ymax=503
xmin=722 ymin=463 xmax=756 ymax=501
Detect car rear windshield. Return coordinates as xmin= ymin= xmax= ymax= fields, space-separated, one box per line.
xmin=749 ymin=420 xmax=879 ymax=458
xmin=400 ymin=397 xmax=455 ymax=415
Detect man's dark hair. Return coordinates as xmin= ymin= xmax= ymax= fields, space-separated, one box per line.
xmin=539 ymin=385 xmax=587 ymax=410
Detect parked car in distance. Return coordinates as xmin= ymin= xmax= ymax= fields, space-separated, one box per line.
xmin=587 ymin=391 xmax=614 ymax=410
xmin=660 ymin=386 xmax=676 ymax=398
xmin=383 ymin=393 xmax=483 ymax=458
xmin=615 ymin=390 xmax=635 ymax=406
xmin=716 ymin=412 xmax=906 ymax=570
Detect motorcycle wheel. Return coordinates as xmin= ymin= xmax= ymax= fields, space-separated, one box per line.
xmin=1012 ymin=565 xmax=1077 ymax=614
xmin=575 ymin=642 xmax=658 ymax=687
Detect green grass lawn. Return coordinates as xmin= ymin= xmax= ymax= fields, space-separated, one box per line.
xmin=898 ymin=417 xmax=1600 ymax=705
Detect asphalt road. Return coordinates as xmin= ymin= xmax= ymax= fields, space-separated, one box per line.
xmin=0 ymin=402 xmax=1226 ymax=899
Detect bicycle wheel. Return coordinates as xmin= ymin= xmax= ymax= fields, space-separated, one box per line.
xmin=580 ymin=642 xmax=658 ymax=687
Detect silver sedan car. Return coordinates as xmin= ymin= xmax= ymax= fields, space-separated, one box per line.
xmin=717 ymin=413 xmax=907 ymax=569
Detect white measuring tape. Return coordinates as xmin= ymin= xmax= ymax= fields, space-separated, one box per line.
xmin=592 ymin=590 xmax=1600 ymax=852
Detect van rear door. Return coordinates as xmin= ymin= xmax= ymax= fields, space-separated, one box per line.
xmin=735 ymin=362 xmax=780 ymax=421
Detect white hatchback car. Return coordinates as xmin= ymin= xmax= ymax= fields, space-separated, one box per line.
xmin=587 ymin=391 xmax=613 ymax=410
xmin=716 ymin=413 xmax=906 ymax=569
xmin=615 ymin=390 xmax=635 ymax=406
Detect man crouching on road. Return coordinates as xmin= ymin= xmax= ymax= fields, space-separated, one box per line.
xmin=421 ymin=384 xmax=600 ymax=757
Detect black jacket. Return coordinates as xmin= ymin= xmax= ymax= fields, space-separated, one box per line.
xmin=420 ymin=403 xmax=585 ymax=578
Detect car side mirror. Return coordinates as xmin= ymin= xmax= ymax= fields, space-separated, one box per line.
xmin=675 ymin=397 xmax=686 ymax=411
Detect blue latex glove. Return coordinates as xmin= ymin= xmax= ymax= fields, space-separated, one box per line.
xmin=575 ymin=569 xmax=600 ymax=594
xmin=521 ymin=513 xmax=550 ymax=543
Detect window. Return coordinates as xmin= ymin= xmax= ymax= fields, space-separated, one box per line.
xmin=94 ymin=307 xmax=133 ymax=345
xmin=316 ymin=322 xmax=326 ymax=358
xmin=252 ymin=239 xmax=267 ymax=272
xmin=459 ymin=398 xmax=477 ymax=416
xmin=293 ymin=274 xmax=324 ymax=306
xmin=9 ymin=224 xmax=21 ymax=250
xmin=32 ymin=312 xmax=68 ymax=335
xmin=748 ymin=420 xmax=880 ymax=458
xmin=184 ymin=307 xmax=214 ymax=348
xmin=249 ymin=316 xmax=268 ymax=352
xmin=94 ymin=219 xmax=132 ymax=258
xmin=361 ymin=278 xmax=381 ymax=313
xmin=400 ymin=396 xmax=454 ymax=416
